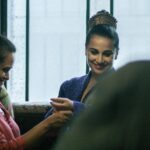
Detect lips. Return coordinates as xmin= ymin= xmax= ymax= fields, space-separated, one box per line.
xmin=93 ymin=63 xmax=106 ymax=70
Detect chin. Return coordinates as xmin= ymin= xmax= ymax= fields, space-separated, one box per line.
xmin=94 ymin=67 xmax=111 ymax=76
xmin=93 ymin=69 xmax=105 ymax=76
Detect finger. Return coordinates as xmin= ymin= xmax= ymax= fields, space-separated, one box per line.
xmin=51 ymin=101 xmax=65 ymax=110
xmin=53 ymin=110 xmax=73 ymax=117
xmin=59 ymin=110 xmax=73 ymax=117
xmin=51 ymin=98 xmax=66 ymax=103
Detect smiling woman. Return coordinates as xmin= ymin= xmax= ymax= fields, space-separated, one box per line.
xmin=45 ymin=10 xmax=119 ymax=126
xmin=44 ymin=12 xmax=120 ymax=146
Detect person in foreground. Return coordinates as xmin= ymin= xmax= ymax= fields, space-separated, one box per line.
xmin=53 ymin=61 xmax=150 ymax=150
xmin=45 ymin=10 xmax=119 ymax=117
xmin=0 ymin=35 xmax=72 ymax=150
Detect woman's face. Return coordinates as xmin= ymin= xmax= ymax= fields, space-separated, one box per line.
xmin=86 ymin=34 xmax=117 ymax=76
xmin=0 ymin=52 xmax=14 ymax=89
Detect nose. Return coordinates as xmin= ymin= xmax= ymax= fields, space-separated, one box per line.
xmin=96 ymin=53 xmax=104 ymax=63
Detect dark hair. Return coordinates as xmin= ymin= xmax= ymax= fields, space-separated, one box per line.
xmin=88 ymin=10 xmax=117 ymax=30
xmin=85 ymin=25 xmax=119 ymax=53
xmin=0 ymin=35 xmax=16 ymax=63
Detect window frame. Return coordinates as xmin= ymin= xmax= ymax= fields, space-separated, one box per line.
xmin=3 ymin=0 xmax=113 ymax=102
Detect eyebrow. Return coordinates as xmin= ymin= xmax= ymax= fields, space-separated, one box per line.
xmin=88 ymin=48 xmax=98 ymax=51
xmin=88 ymin=47 xmax=113 ymax=52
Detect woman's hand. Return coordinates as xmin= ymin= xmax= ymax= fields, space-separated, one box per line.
xmin=50 ymin=98 xmax=73 ymax=111
xmin=47 ymin=110 xmax=73 ymax=128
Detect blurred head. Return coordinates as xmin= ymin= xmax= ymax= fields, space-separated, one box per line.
xmin=85 ymin=25 xmax=119 ymax=76
xmin=0 ymin=35 xmax=16 ymax=89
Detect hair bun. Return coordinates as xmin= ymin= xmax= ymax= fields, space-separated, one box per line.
xmin=89 ymin=10 xmax=117 ymax=30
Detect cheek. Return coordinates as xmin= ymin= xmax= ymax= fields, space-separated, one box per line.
xmin=87 ymin=53 xmax=96 ymax=61
xmin=104 ymin=56 xmax=114 ymax=64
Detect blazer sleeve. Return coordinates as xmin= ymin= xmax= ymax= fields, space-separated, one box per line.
xmin=59 ymin=81 xmax=86 ymax=115
xmin=73 ymin=101 xmax=86 ymax=115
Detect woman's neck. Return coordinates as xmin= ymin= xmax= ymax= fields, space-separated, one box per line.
xmin=91 ymin=72 xmax=99 ymax=81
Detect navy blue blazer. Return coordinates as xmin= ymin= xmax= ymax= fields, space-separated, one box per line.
xmin=45 ymin=72 xmax=91 ymax=118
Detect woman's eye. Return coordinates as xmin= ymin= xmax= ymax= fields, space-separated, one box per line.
xmin=103 ymin=51 xmax=113 ymax=57
xmin=3 ymin=68 xmax=10 ymax=74
xmin=90 ymin=50 xmax=98 ymax=55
